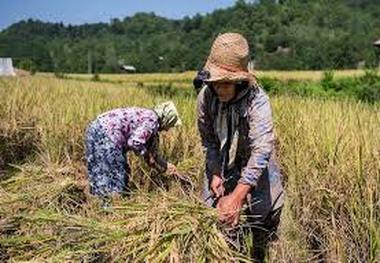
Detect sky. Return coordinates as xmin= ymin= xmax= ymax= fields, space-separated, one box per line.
xmin=0 ymin=0 xmax=236 ymax=30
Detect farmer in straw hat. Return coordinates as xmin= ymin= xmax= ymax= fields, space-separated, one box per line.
xmin=85 ymin=101 xmax=182 ymax=203
xmin=195 ymin=33 xmax=285 ymax=261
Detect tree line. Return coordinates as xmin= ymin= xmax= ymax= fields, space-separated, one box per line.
xmin=1 ymin=0 xmax=379 ymax=73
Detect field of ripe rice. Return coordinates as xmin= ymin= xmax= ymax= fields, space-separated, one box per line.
xmin=38 ymin=69 xmax=379 ymax=86
xmin=0 ymin=75 xmax=379 ymax=262
xmin=69 ymin=69 xmax=377 ymax=80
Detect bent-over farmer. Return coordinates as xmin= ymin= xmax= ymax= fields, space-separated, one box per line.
xmin=85 ymin=101 xmax=181 ymax=201
xmin=196 ymin=33 xmax=285 ymax=262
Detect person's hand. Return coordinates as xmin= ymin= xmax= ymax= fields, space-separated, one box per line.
xmin=166 ymin=163 xmax=178 ymax=176
xmin=210 ymin=174 xmax=225 ymax=198
xmin=146 ymin=152 xmax=155 ymax=166
xmin=216 ymin=194 xmax=244 ymax=227
xmin=216 ymin=184 xmax=251 ymax=227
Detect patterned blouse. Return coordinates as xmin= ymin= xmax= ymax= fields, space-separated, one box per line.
xmin=96 ymin=107 xmax=158 ymax=152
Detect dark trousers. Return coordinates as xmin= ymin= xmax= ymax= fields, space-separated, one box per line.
xmin=222 ymin=208 xmax=282 ymax=262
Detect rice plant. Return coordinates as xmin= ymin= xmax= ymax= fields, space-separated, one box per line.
xmin=0 ymin=75 xmax=379 ymax=262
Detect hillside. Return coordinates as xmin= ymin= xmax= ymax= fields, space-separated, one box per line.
xmin=1 ymin=0 xmax=380 ymax=73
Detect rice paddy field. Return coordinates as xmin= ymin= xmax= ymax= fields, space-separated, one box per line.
xmin=66 ymin=69 xmax=376 ymax=83
xmin=32 ymin=69 xmax=376 ymax=90
xmin=0 ymin=72 xmax=379 ymax=262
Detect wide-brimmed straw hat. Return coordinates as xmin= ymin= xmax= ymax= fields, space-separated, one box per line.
xmin=204 ymin=33 xmax=255 ymax=83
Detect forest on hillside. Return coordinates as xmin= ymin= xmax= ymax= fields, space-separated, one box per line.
xmin=1 ymin=0 xmax=380 ymax=73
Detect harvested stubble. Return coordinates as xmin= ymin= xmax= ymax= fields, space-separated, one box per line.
xmin=0 ymin=163 xmax=87 ymax=216
xmin=0 ymin=165 xmax=250 ymax=262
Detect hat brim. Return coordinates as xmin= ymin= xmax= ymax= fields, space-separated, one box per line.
xmin=204 ymin=63 xmax=254 ymax=83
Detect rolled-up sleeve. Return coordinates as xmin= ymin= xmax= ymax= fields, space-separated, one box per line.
xmin=239 ymin=88 xmax=274 ymax=186
xmin=197 ymin=87 xmax=221 ymax=177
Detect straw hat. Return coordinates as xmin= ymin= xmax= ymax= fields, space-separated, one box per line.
xmin=204 ymin=33 xmax=255 ymax=83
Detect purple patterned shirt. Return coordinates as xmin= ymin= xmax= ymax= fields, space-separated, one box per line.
xmin=96 ymin=107 xmax=159 ymax=155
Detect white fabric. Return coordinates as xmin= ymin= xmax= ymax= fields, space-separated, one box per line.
xmin=0 ymin=58 xmax=16 ymax=76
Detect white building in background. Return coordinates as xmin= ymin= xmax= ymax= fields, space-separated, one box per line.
xmin=0 ymin=58 xmax=16 ymax=76
xmin=121 ymin=65 xmax=136 ymax=73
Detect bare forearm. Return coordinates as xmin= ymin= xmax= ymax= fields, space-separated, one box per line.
xmin=232 ymin=183 xmax=251 ymax=201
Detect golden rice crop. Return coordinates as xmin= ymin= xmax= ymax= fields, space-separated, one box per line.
xmin=0 ymin=164 xmax=248 ymax=262
xmin=0 ymin=75 xmax=379 ymax=262
xmin=51 ymin=69 xmax=379 ymax=84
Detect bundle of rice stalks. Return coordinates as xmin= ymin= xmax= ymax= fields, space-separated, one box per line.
xmin=127 ymin=156 xmax=200 ymax=195
xmin=0 ymin=162 xmax=250 ymax=262
xmin=1 ymin=192 xmax=250 ymax=262
xmin=0 ymin=164 xmax=87 ymax=215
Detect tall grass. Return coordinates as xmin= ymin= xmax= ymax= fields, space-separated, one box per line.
xmin=0 ymin=75 xmax=379 ymax=262
xmin=273 ymin=97 xmax=380 ymax=262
